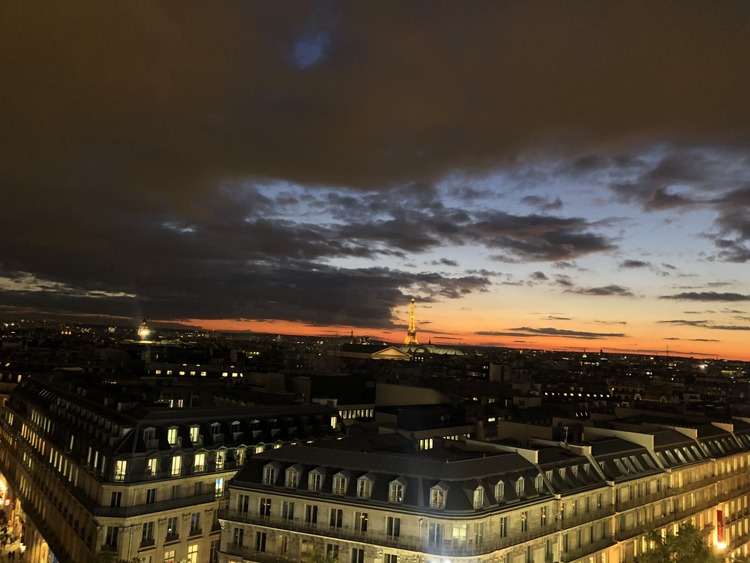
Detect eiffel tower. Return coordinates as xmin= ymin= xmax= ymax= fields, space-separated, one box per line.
xmin=404 ymin=297 xmax=419 ymax=345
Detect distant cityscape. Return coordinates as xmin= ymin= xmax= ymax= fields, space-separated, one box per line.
xmin=0 ymin=316 xmax=749 ymax=563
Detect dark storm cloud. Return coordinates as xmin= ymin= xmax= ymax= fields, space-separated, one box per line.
xmin=476 ymin=327 xmax=626 ymax=339
xmin=430 ymin=258 xmax=458 ymax=267
xmin=708 ymin=186 xmax=750 ymax=262
xmin=308 ymin=190 xmax=613 ymax=262
xmin=606 ymin=151 xmax=741 ymax=212
xmin=554 ymin=275 xmax=574 ymax=288
xmin=530 ymin=271 xmax=548 ymax=281
xmin=0 ymin=262 xmax=490 ymax=329
xmin=620 ymin=259 xmax=651 ymax=269
xmin=3 ymin=2 xmax=750 ymax=325
xmin=661 ymin=292 xmax=750 ymax=302
xmin=521 ymin=195 xmax=563 ymax=211
xmin=611 ymin=184 xmax=696 ymax=212
xmin=471 ymin=212 xmax=615 ymax=261
xmin=5 ymin=2 xmax=750 ymax=195
xmin=569 ymin=285 xmax=634 ymax=297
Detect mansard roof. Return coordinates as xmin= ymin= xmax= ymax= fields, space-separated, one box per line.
xmin=232 ymin=441 xmax=550 ymax=514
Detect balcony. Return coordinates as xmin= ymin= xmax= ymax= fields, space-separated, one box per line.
xmin=219 ymin=509 xmax=556 ymax=556
xmin=616 ymin=489 xmax=670 ymax=512
xmin=560 ymin=506 xmax=615 ymax=529
xmin=670 ymin=474 xmax=722 ymax=495
xmin=223 ymin=543 xmax=297 ymax=563
xmin=93 ymin=492 xmax=219 ymax=518
xmin=560 ymin=537 xmax=615 ymax=563
xmin=139 ymin=539 xmax=155 ymax=550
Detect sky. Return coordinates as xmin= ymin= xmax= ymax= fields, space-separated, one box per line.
xmin=3 ymin=2 xmax=750 ymax=360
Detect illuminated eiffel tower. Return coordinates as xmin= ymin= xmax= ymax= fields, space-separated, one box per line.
xmin=404 ymin=297 xmax=419 ymax=345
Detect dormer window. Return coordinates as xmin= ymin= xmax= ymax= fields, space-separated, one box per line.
xmin=232 ymin=420 xmax=242 ymax=437
xmin=143 ymin=427 xmax=156 ymax=448
xmin=167 ymin=427 xmax=178 ymax=447
xmin=308 ymin=469 xmax=324 ymax=492
xmin=171 ymin=455 xmax=182 ymax=477
xmin=189 ymin=425 xmax=200 ymax=444
xmin=389 ymin=478 xmax=406 ymax=503
xmin=535 ymin=474 xmax=544 ymax=492
xmin=473 ymin=486 xmax=484 ymax=509
xmin=495 ymin=481 xmax=505 ymax=502
xmin=263 ymin=464 xmax=277 ymax=485
xmin=286 ymin=466 xmax=300 ymax=488
xmin=113 ymin=460 xmax=127 ymax=482
xmin=516 ymin=477 xmax=525 ymax=498
xmin=559 ymin=467 xmax=567 ymax=480
xmin=333 ymin=472 xmax=349 ymax=495
xmin=357 ymin=475 xmax=373 ymax=499
xmin=215 ymin=449 xmax=226 ymax=471
xmin=194 ymin=452 xmax=206 ymax=473
xmin=430 ymin=484 xmax=446 ymax=509
xmin=211 ymin=423 xmax=221 ymax=436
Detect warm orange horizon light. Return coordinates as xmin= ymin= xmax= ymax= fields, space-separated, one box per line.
xmin=179 ymin=317 xmax=748 ymax=362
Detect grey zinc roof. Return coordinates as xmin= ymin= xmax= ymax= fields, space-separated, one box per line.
xmin=653 ymin=429 xmax=695 ymax=449
xmin=249 ymin=444 xmax=534 ymax=481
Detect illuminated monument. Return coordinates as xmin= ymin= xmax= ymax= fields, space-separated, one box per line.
xmin=401 ymin=297 xmax=464 ymax=356
xmin=404 ymin=297 xmax=418 ymax=345
xmin=137 ymin=317 xmax=151 ymax=340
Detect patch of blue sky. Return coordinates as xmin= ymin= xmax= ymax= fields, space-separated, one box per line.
xmin=292 ymin=32 xmax=330 ymax=69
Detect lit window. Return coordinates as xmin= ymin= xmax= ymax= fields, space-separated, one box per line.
xmin=147 ymin=457 xmax=158 ymax=477
xmin=430 ymin=487 xmax=445 ymax=509
xmin=189 ymin=425 xmax=200 ymax=443
xmin=171 ymin=455 xmax=182 ymax=477
xmin=389 ymin=481 xmax=405 ymax=503
xmin=516 ymin=477 xmax=525 ymax=498
xmin=496 ymin=481 xmax=505 ymax=501
xmin=333 ymin=474 xmax=347 ymax=495
xmin=215 ymin=450 xmax=225 ymax=470
xmin=357 ymin=477 xmax=372 ymax=499
xmin=113 ymin=460 xmax=127 ymax=482
xmin=473 ymin=486 xmax=484 ymax=509
xmin=167 ymin=427 xmax=178 ymax=446
xmin=194 ymin=453 xmax=206 ymax=473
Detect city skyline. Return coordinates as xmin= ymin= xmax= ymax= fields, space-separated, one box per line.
xmin=3 ymin=3 xmax=750 ymax=360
